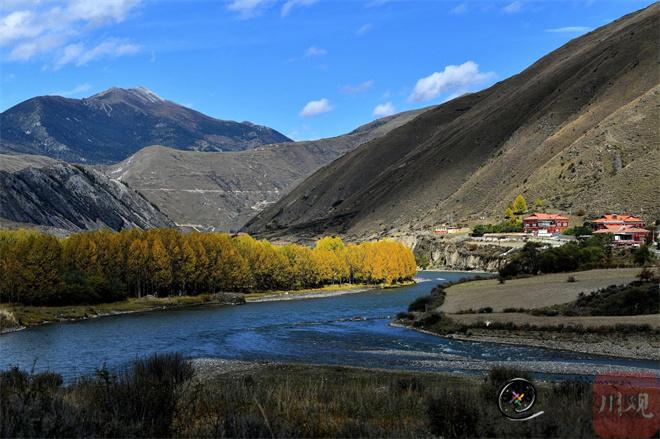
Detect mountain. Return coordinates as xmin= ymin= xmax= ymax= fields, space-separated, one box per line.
xmin=0 ymin=87 xmax=291 ymax=164
xmin=104 ymin=107 xmax=432 ymax=231
xmin=0 ymin=154 xmax=174 ymax=231
xmin=244 ymin=4 xmax=660 ymax=239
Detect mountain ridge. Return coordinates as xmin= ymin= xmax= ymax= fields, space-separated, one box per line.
xmin=0 ymin=87 xmax=291 ymax=164
xmin=103 ymin=106 xmax=435 ymax=231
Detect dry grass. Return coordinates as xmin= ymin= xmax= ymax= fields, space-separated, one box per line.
xmin=450 ymin=312 xmax=660 ymax=328
xmin=2 ymin=354 xmax=598 ymax=438
xmin=0 ymin=309 xmax=19 ymax=331
xmin=441 ymin=268 xmax=641 ymax=313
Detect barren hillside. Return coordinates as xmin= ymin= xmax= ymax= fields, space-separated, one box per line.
xmin=245 ymin=4 xmax=660 ymax=239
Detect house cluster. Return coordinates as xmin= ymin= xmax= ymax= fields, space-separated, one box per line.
xmin=591 ymin=214 xmax=648 ymax=246
xmin=522 ymin=212 xmax=649 ymax=246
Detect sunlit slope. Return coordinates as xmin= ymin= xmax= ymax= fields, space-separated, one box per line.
xmin=244 ymin=4 xmax=659 ymax=238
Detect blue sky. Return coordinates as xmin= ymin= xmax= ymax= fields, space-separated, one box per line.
xmin=1 ymin=0 xmax=655 ymax=140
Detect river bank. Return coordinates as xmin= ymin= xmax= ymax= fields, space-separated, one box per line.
xmin=0 ymin=293 xmax=244 ymax=334
xmin=444 ymin=329 xmax=660 ymax=361
xmin=0 ymin=281 xmax=415 ymax=333
xmin=393 ymin=321 xmax=660 ymax=361
xmin=244 ymin=281 xmax=414 ymax=302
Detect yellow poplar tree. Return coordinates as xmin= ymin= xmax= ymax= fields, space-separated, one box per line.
xmin=513 ymin=194 xmax=528 ymax=215
xmin=150 ymin=237 xmax=172 ymax=295
xmin=128 ymin=239 xmax=149 ymax=297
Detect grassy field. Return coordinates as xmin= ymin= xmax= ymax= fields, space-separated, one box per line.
xmin=441 ymin=268 xmax=641 ymax=313
xmin=1 ymin=353 xmax=597 ymax=438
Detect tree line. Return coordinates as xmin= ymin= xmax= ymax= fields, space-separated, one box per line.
xmin=498 ymin=235 xmax=654 ymax=279
xmin=0 ymin=230 xmax=416 ymax=306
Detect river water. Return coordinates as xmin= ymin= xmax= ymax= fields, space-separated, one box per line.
xmin=1 ymin=271 xmax=658 ymax=380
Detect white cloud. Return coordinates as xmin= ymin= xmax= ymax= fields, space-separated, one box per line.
xmin=450 ymin=3 xmax=467 ymax=14
xmin=545 ymin=26 xmax=591 ymax=33
xmin=408 ymin=61 xmax=495 ymax=102
xmin=299 ymin=98 xmax=333 ymax=117
xmin=55 ymin=82 xmax=92 ymax=97
xmin=54 ymin=39 xmax=140 ymax=69
xmin=9 ymin=34 xmax=64 ymax=60
xmin=56 ymin=42 xmax=85 ymax=66
xmin=341 ymin=80 xmax=374 ymax=94
xmin=305 ymin=45 xmax=326 ymax=57
xmin=281 ymin=0 xmax=318 ymax=17
xmin=67 ymin=0 xmax=141 ymax=23
xmin=356 ymin=23 xmax=372 ymax=35
xmin=0 ymin=0 xmax=142 ymax=66
xmin=373 ymin=102 xmax=395 ymax=118
xmin=0 ymin=10 xmax=41 ymax=45
xmin=227 ymin=0 xmax=271 ymax=18
xmin=502 ymin=1 xmax=522 ymax=13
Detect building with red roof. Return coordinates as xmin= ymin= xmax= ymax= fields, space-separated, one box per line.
xmin=591 ymin=214 xmax=645 ymax=230
xmin=590 ymin=213 xmax=647 ymax=246
xmin=522 ymin=213 xmax=569 ymax=236
xmin=592 ymin=224 xmax=648 ymax=246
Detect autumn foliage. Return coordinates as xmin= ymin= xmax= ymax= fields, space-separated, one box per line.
xmin=0 ymin=230 xmax=416 ymax=306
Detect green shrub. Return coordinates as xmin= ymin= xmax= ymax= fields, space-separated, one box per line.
xmin=632 ymin=245 xmax=654 ymax=266
xmin=472 ymin=221 xmax=524 ymax=237
xmin=498 ymin=236 xmax=642 ymax=279
xmin=415 ymin=254 xmax=430 ymax=269
xmin=408 ymin=296 xmax=434 ymax=312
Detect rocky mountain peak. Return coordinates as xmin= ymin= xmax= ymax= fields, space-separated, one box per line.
xmin=1 ymin=86 xmax=292 ymax=163
xmin=89 ymin=86 xmax=165 ymax=105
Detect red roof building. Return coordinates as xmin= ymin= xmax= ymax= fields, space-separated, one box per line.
xmin=592 ymin=224 xmax=648 ymax=246
xmin=522 ymin=213 xmax=569 ymax=236
xmin=591 ymin=214 xmax=645 ymax=230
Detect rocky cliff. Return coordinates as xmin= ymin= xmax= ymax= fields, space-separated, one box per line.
xmin=407 ymin=234 xmax=514 ymax=272
xmin=0 ymin=154 xmax=174 ymax=231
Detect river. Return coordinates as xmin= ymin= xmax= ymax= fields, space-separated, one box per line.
xmin=1 ymin=271 xmax=658 ymax=380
